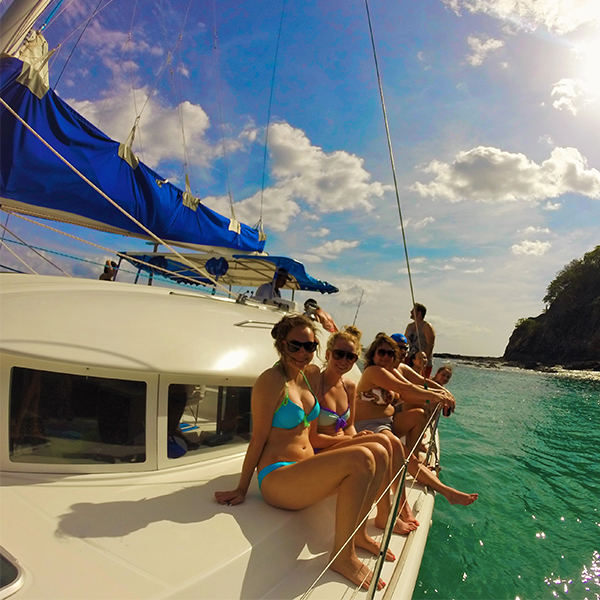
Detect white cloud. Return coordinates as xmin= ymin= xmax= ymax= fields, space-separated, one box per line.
xmin=539 ymin=134 xmax=554 ymax=145
xmin=520 ymin=226 xmax=550 ymax=234
xmin=329 ymin=276 xmax=394 ymax=307
xmin=431 ymin=264 xmax=457 ymax=271
xmin=303 ymin=239 xmax=360 ymax=263
xmin=452 ymin=257 xmax=481 ymax=263
xmin=443 ymin=0 xmax=600 ymax=35
xmin=543 ymin=201 xmax=562 ymax=210
xmin=308 ymin=227 xmax=330 ymax=238
xmin=466 ymin=35 xmax=504 ymax=66
xmin=412 ymin=146 xmax=600 ymax=203
xmin=551 ymin=78 xmax=594 ymax=115
xmin=267 ymin=123 xmax=391 ymax=213
xmin=203 ymin=188 xmax=301 ymax=233
xmin=412 ymin=256 xmax=428 ymax=264
xmin=69 ymin=87 xmax=213 ymax=170
xmin=511 ymin=240 xmax=552 ymax=255
xmin=405 ymin=216 xmax=435 ymax=230
xmin=464 ymin=267 xmax=485 ymax=273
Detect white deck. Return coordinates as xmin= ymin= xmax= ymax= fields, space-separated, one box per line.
xmin=0 ymin=274 xmax=436 ymax=600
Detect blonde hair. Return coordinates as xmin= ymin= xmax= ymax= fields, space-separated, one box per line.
xmin=326 ymin=325 xmax=362 ymax=354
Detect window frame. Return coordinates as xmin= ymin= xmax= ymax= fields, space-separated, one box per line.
xmin=0 ymin=354 xmax=159 ymax=474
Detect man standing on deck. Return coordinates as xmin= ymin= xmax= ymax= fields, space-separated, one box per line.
xmin=405 ymin=303 xmax=436 ymax=378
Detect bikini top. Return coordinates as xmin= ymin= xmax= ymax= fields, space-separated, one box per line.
xmin=272 ymin=368 xmax=320 ymax=429
xmin=358 ymin=387 xmax=395 ymax=406
xmin=317 ymin=375 xmax=350 ymax=431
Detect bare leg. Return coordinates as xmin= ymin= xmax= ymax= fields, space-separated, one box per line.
xmin=319 ymin=432 xmax=418 ymax=539
xmin=378 ymin=430 xmax=419 ymax=530
xmin=261 ymin=445 xmax=387 ymax=590
xmin=407 ymin=456 xmax=478 ymax=505
xmin=393 ymin=408 xmax=428 ymax=456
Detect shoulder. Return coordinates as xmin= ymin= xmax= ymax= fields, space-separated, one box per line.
xmin=423 ymin=321 xmax=435 ymax=334
xmin=254 ymin=366 xmax=284 ymax=392
xmin=343 ymin=378 xmax=357 ymax=394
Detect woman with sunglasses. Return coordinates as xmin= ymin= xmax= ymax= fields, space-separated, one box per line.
xmin=356 ymin=334 xmax=478 ymax=507
xmin=306 ymin=326 xmax=419 ymax=542
xmin=215 ymin=315 xmax=389 ymax=590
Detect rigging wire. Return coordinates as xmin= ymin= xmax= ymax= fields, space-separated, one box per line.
xmin=363 ymin=0 xmax=422 ymax=354
xmin=257 ymin=0 xmax=287 ymax=234
xmin=0 ymin=96 xmax=236 ymax=298
xmin=3 ymin=210 xmax=224 ymax=290
xmin=53 ymin=0 xmax=104 ymax=90
xmin=98 ymin=0 xmax=139 ymax=128
xmin=0 ymin=221 xmax=71 ymax=276
xmin=0 ymin=237 xmax=38 ymax=275
xmin=39 ymin=0 xmax=66 ymax=32
xmin=212 ymin=0 xmax=235 ymax=218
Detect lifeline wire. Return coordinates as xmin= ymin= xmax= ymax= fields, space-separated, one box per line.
xmin=299 ymin=403 xmax=441 ymax=600
xmin=0 ymin=97 xmax=236 ymax=297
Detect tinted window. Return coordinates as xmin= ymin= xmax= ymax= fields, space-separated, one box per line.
xmin=167 ymin=384 xmax=251 ymax=459
xmin=9 ymin=367 xmax=147 ymax=464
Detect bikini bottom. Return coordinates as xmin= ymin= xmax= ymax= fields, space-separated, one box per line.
xmin=354 ymin=416 xmax=393 ymax=434
xmin=257 ymin=461 xmax=297 ymax=490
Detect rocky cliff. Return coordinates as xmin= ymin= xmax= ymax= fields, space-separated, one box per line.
xmin=503 ymin=246 xmax=600 ymax=370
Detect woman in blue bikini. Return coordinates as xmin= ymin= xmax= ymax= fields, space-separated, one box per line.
xmin=306 ymin=326 xmax=419 ymax=543
xmin=215 ymin=315 xmax=389 ymax=590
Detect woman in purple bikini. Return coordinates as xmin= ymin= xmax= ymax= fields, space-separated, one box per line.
xmin=215 ymin=314 xmax=389 ymax=591
xmin=306 ymin=326 xmax=419 ymax=539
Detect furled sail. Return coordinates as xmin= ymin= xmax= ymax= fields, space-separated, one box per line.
xmin=0 ymin=56 xmax=266 ymax=253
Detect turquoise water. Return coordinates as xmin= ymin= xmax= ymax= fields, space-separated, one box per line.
xmin=414 ymin=364 xmax=600 ymax=600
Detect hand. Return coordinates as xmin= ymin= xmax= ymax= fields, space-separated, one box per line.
xmin=215 ymin=488 xmax=246 ymax=506
xmin=355 ymin=430 xmax=372 ymax=437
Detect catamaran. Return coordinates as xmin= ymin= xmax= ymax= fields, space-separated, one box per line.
xmin=0 ymin=2 xmax=440 ymax=598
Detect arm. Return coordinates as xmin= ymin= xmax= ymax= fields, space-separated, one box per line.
xmin=362 ymin=365 xmax=447 ymax=407
xmin=214 ymin=370 xmax=280 ymax=505
xmin=395 ymin=364 xmax=455 ymax=404
xmin=344 ymin=378 xmax=357 ymax=436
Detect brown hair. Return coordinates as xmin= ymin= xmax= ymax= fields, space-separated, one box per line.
xmin=414 ymin=302 xmax=427 ymax=318
xmin=271 ymin=314 xmax=318 ymax=356
xmin=326 ymin=325 xmax=362 ymax=354
xmin=364 ymin=333 xmax=400 ymax=367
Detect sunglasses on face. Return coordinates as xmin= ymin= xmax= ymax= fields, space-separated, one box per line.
xmin=376 ymin=348 xmax=396 ymax=358
xmin=331 ymin=349 xmax=359 ymax=363
xmin=398 ymin=345 xmax=408 ymax=351
xmin=286 ymin=339 xmax=318 ymax=353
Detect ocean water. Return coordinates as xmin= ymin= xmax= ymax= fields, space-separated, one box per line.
xmin=414 ymin=363 xmax=600 ymax=600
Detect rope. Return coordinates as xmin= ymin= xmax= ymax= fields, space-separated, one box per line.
xmin=257 ymin=0 xmax=287 ymax=233
xmin=0 ymin=97 xmax=236 ymax=297
xmin=0 ymin=221 xmax=71 ymax=276
xmin=363 ymin=0 xmax=421 ymax=352
xmin=40 ymin=0 xmax=66 ymax=31
xmin=2 ymin=210 xmax=224 ymax=290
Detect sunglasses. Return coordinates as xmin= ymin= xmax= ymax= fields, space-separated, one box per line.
xmin=398 ymin=345 xmax=408 ymax=351
xmin=376 ymin=348 xmax=396 ymax=358
xmin=286 ymin=339 xmax=318 ymax=353
xmin=331 ymin=349 xmax=359 ymax=363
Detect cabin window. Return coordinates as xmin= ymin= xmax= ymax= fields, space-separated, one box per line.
xmin=0 ymin=547 xmax=24 ymax=598
xmin=9 ymin=367 xmax=147 ymax=465
xmin=167 ymin=383 xmax=251 ymax=459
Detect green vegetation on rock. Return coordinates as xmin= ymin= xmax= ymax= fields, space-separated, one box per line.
xmin=504 ymin=246 xmax=600 ymax=369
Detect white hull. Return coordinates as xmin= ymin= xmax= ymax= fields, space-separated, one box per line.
xmin=0 ymin=274 xmax=435 ymax=599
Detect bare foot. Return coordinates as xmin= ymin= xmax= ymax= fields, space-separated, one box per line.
xmin=445 ymin=489 xmax=478 ymax=506
xmin=330 ymin=555 xmax=386 ymax=590
xmin=374 ymin=516 xmax=418 ymax=536
xmin=355 ymin=531 xmax=396 ymax=561
xmin=401 ymin=503 xmax=420 ymax=527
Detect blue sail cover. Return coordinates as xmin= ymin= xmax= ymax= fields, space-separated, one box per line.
xmin=0 ymin=56 xmax=265 ymax=253
xmin=121 ymin=252 xmax=339 ymax=294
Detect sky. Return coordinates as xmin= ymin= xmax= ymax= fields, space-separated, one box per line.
xmin=1 ymin=0 xmax=600 ymax=357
